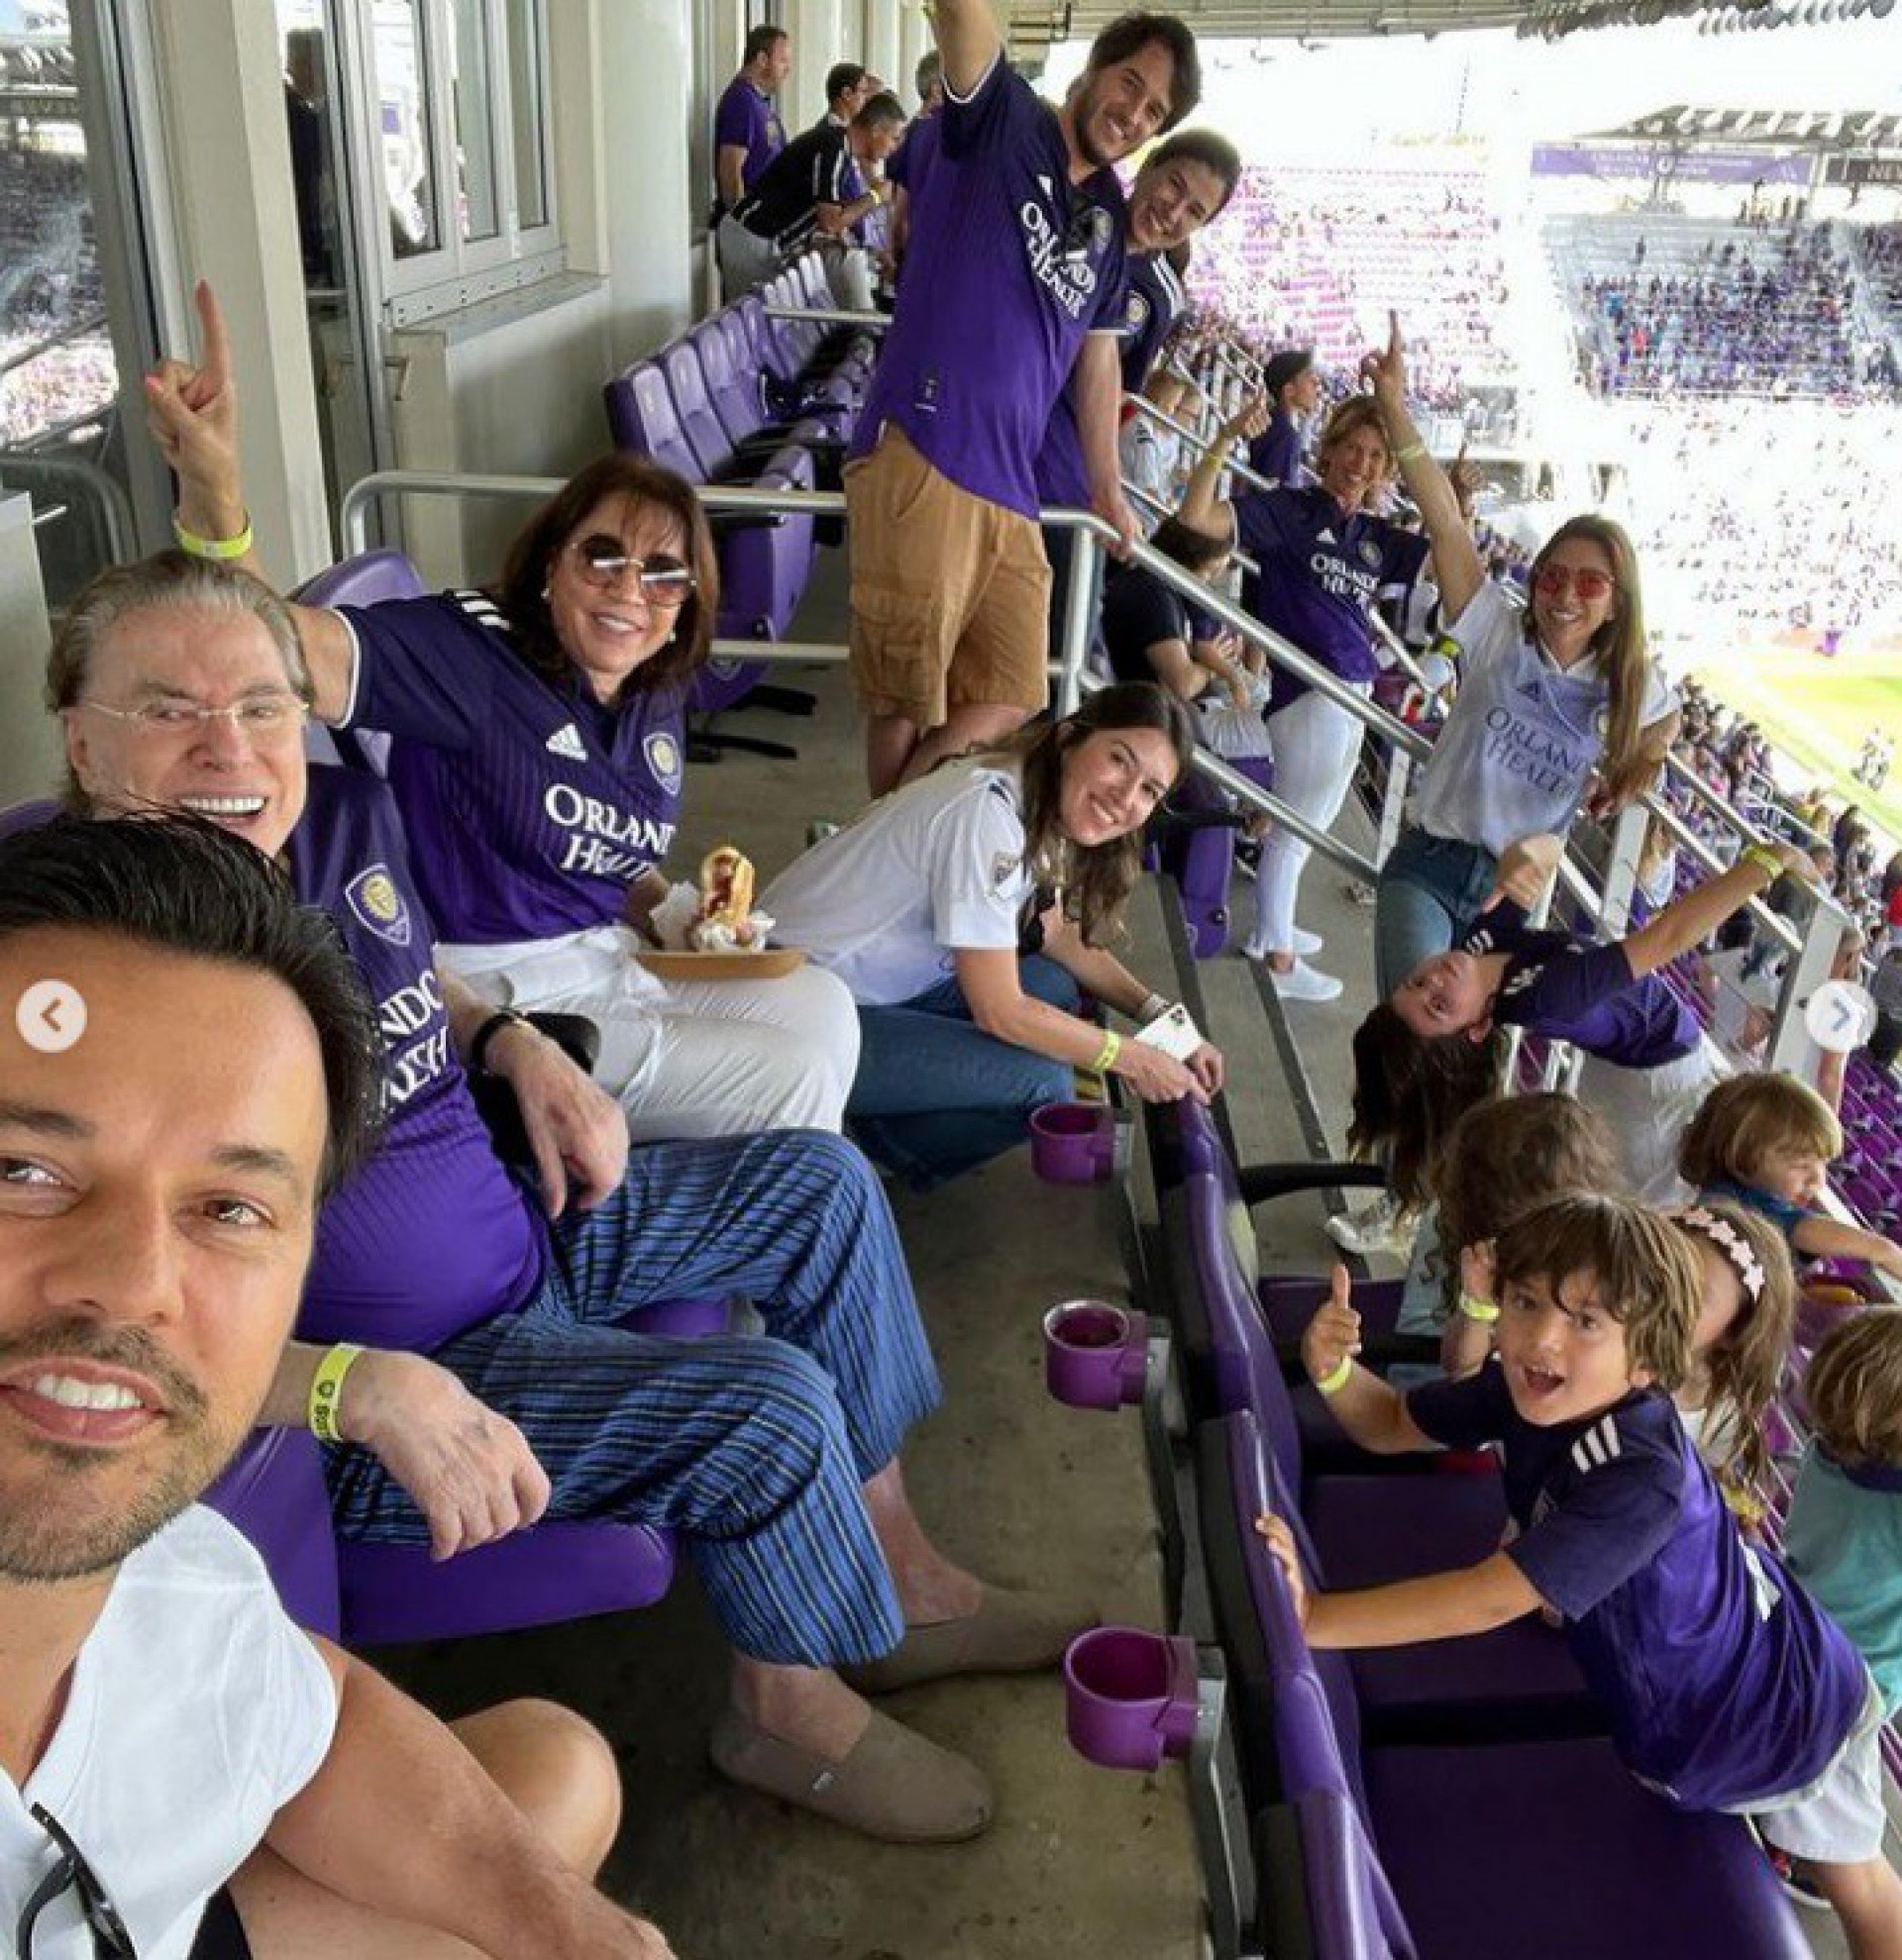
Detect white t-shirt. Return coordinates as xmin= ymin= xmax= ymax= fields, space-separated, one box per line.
xmin=0 ymin=1505 xmax=338 ymax=1957
xmin=764 ymin=760 xmax=1033 ymax=1005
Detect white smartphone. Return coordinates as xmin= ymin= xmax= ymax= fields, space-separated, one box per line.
xmin=1133 ymin=1002 xmax=1205 ymax=1063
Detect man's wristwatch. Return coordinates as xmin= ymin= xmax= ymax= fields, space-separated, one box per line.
xmin=471 ymin=1007 xmax=535 ymax=1078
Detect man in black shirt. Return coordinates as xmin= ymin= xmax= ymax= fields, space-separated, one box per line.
xmin=716 ymin=92 xmax=905 ymax=305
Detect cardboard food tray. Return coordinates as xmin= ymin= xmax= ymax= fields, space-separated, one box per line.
xmin=634 ymin=948 xmax=805 ymax=980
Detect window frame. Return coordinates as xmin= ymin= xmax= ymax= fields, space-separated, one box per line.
xmin=360 ymin=0 xmax=562 ymax=326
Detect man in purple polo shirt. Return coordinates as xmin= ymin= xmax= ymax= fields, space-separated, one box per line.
xmin=845 ymin=0 xmax=1202 ymax=794
xmin=712 ymin=24 xmax=790 ymax=220
xmin=1246 ymin=346 xmax=1321 ymax=486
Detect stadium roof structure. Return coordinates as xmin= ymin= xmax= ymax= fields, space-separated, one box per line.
xmin=1584 ymin=105 xmax=1902 ymax=149
xmin=1006 ymin=0 xmax=1891 ymax=46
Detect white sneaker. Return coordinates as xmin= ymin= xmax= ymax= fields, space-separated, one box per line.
xmin=1326 ymin=1192 xmax=1412 ymax=1257
xmin=1292 ymin=926 xmax=1324 ymax=957
xmin=1269 ymin=958 xmax=1343 ymax=1003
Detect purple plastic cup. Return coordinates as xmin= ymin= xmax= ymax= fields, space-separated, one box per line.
xmin=1029 ymin=1101 xmax=1121 ymax=1185
xmin=1064 ymin=1625 xmax=1199 ymax=1772
xmin=1043 ymin=1300 xmax=1147 ymax=1410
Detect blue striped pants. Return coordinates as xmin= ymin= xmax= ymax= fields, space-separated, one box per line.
xmin=325 ymin=1130 xmax=940 ymax=1666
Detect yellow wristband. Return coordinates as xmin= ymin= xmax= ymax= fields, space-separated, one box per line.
xmin=1091 ymin=1028 xmax=1123 ymax=1075
xmin=308 ymin=1343 xmax=365 ymax=1444
xmin=1457 ymin=1293 xmax=1500 ymax=1324
xmin=172 ymin=513 xmax=255 ymax=562
xmin=1314 ymin=1355 xmax=1354 ymax=1396
xmin=1741 ymin=843 xmax=1784 ymax=881
xmin=1392 ymin=441 xmax=1426 ymax=464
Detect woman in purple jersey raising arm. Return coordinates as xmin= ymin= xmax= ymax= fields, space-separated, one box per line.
xmin=145 ymin=283 xmax=861 ymax=1148
xmin=1178 ymin=380 xmax=1430 ymax=1001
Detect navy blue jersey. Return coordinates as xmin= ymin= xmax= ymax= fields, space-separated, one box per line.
xmin=1409 ymin=1365 xmax=1869 ymax=1809
xmin=334 ymin=591 xmax=687 ymax=943
xmin=291 ymin=767 xmax=545 ymax=1352
xmin=850 ymin=57 xmax=1125 ymax=519
xmin=1464 ymin=901 xmax=1697 ymax=1068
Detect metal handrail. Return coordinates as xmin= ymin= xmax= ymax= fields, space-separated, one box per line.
xmin=763 ymin=305 xmax=890 ymax=333
xmin=0 ymin=451 xmax=136 ymax=566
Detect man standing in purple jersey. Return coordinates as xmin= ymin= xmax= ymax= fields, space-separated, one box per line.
xmin=844 ymin=1 xmax=1202 ymax=795
xmin=711 ymin=24 xmax=791 ymax=221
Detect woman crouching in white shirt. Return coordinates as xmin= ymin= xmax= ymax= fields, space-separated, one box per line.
xmin=765 ymin=684 xmax=1226 ymax=1189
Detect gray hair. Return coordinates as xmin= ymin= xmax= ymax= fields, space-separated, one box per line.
xmin=47 ymin=550 xmax=309 ymax=716
xmin=47 ymin=550 xmax=310 ymax=811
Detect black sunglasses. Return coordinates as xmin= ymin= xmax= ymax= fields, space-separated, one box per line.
xmin=16 ymin=1805 xmax=137 ymax=1958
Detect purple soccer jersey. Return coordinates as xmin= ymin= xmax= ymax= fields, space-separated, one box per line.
xmin=1035 ymin=251 xmax=1187 ymax=506
xmin=884 ymin=110 xmax=937 ymax=194
xmin=1463 ymin=902 xmax=1697 ymax=1069
xmin=713 ymin=75 xmax=786 ymax=195
xmin=1407 ymin=1366 xmax=1870 ymax=1809
xmin=1236 ymin=485 xmax=1429 ymax=702
xmin=1246 ymin=408 xmax=1303 ymax=487
xmin=291 ymin=767 xmax=546 ymax=1353
xmin=848 ymin=57 xmax=1126 ymax=520
xmin=333 ymin=591 xmax=687 ymax=944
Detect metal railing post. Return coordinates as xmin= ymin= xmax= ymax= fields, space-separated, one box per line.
xmin=1375 ymin=749 xmax=1412 ymax=871
xmin=1597 ymin=799 xmax=1651 ymax=940
xmin=1056 ymin=527 xmax=1100 ymax=718
xmin=1767 ymin=889 xmax=1851 ymax=1079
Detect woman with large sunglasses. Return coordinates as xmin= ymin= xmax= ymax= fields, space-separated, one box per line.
xmin=1362 ymin=314 xmax=1680 ymax=1001
xmin=144 ymin=285 xmax=860 ymax=1143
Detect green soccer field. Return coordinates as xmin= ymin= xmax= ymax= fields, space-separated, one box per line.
xmin=1693 ymin=654 xmax=1902 ymax=847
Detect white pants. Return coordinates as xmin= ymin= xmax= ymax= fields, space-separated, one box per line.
xmin=1575 ymin=1037 xmax=1725 ymax=1205
xmin=822 ymin=244 xmax=876 ymax=313
xmin=1248 ymin=684 xmax=1369 ymax=957
xmin=440 ymin=927 xmax=861 ymax=1142
xmin=715 ymin=214 xmax=783 ymax=300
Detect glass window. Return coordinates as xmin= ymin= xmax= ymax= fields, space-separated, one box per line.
xmin=371 ymin=0 xmax=439 ymax=258
xmin=448 ymin=0 xmax=497 ymax=243
xmin=503 ymin=0 xmax=547 ymax=231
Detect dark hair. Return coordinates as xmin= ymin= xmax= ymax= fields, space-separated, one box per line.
xmin=914 ymin=49 xmax=943 ymax=100
xmin=1495 ymin=1193 xmax=1702 ymax=1393
xmin=980 ymin=682 xmax=1195 ymax=948
xmin=0 ymin=815 xmax=383 ymax=1196
xmin=1435 ymin=1092 xmax=1623 ymax=1321
xmin=490 ymin=454 xmax=718 ymax=700
xmin=1143 ymin=128 xmax=1241 ymax=218
xmin=1149 ymin=514 xmax=1229 ymax=579
xmin=1526 ymin=516 xmax=1650 ymax=795
xmin=743 ymin=24 xmax=786 ymax=65
xmin=1806 ymin=1307 xmax=1902 ymax=1471
xmin=1348 ymin=1002 xmax=1506 ymax=1213
xmin=825 ymin=60 xmax=867 ymax=105
xmin=1084 ymin=13 xmax=1202 ymax=132
xmin=854 ymin=90 xmax=906 ymax=133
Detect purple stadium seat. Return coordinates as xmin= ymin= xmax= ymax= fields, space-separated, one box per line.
xmin=602 ymin=357 xmax=815 ymax=644
xmin=294 ymin=551 xmax=428 ymax=774
xmin=294 ymin=549 xmax=426 ymax=609
xmin=336 ymin=1294 xmax=730 ymax=1645
xmin=1216 ymin=1411 xmax=1807 ymax=1960
xmin=1181 ymin=1128 xmax=1598 ymax=1740
xmin=199 ymin=1426 xmax=342 ymax=1639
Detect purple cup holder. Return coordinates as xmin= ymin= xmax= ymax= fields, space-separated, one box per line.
xmin=1044 ymin=1300 xmax=1148 ymax=1411
xmin=1064 ymin=1625 xmax=1200 ymax=1772
xmin=1029 ymin=1101 xmax=1129 ymax=1186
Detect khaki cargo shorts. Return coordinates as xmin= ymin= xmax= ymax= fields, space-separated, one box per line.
xmin=843 ymin=424 xmax=1052 ymax=729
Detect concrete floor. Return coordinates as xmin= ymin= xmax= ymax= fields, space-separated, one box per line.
xmin=376 ymin=555 xmax=1208 ymax=1959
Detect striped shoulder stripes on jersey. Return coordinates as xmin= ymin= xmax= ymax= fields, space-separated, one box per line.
xmin=1153 ymin=255 xmax=1186 ymax=316
xmin=1571 ymin=1413 xmax=1624 ymax=1476
xmin=451 ymin=588 xmax=513 ymax=637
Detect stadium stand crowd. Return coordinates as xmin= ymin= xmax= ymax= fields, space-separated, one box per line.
xmin=11 ymin=0 xmax=1902 ymax=1952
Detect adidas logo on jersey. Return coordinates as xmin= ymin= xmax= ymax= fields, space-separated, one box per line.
xmin=545 ymin=724 xmax=586 ymax=761
xmin=1317 ymin=527 xmax=1337 ymax=546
